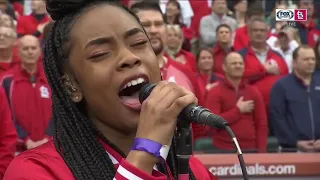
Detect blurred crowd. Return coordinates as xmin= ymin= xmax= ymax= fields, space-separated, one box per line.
xmin=0 ymin=0 xmax=320 ymax=178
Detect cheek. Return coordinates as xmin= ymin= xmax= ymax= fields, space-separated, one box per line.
xmin=143 ymin=50 xmax=161 ymax=80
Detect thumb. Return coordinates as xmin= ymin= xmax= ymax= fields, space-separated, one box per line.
xmin=238 ymin=96 xmax=243 ymax=101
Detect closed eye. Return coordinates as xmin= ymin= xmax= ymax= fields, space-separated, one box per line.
xmin=88 ymin=52 xmax=110 ymax=60
xmin=130 ymin=40 xmax=148 ymax=47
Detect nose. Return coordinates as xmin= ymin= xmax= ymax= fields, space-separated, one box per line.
xmin=116 ymin=48 xmax=142 ymax=71
xmin=149 ymin=24 xmax=158 ymax=34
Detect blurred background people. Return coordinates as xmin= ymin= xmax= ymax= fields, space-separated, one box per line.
xmin=199 ymin=0 xmax=237 ymax=48
xmin=16 ymin=0 xmax=50 ymax=38
xmin=165 ymin=24 xmax=196 ymax=72
xmin=1 ymin=35 xmax=52 ymax=152
xmin=232 ymin=0 xmax=248 ymax=28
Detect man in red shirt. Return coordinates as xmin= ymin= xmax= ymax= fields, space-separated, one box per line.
xmin=233 ymin=2 xmax=265 ymax=51
xmin=238 ymin=18 xmax=288 ymax=107
xmin=16 ymin=0 xmax=50 ymax=38
xmin=0 ymin=87 xmax=16 ymax=179
xmin=1 ymin=35 xmax=52 ymax=152
xmin=213 ymin=24 xmax=233 ymax=75
xmin=206 ymin=52 xmax=268 ymax=152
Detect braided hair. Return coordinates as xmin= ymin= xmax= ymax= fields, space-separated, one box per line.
xmin=43 ymin=0 xmax=195 ymax=179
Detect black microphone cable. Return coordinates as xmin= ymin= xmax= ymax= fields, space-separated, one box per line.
xmin=139 ymin=83 xmax=249 ymax=180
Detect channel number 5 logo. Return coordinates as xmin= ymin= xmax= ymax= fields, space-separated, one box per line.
xmin=276 ymin=9 xmax=294 ymax=21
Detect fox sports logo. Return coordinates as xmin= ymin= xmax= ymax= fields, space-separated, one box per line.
xmin=276 ymin=9 xmax=294 ymax=20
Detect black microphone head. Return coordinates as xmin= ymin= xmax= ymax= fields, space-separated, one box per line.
xmin=139 ymin=83 xmax=156 ymax=104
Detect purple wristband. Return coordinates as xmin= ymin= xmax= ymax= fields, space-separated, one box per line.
xmin=130 ymin=138 xmax=162 ymax=159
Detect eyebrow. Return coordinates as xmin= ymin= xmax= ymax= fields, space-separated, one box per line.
xmin=84 ymin=28 xmax=145 ymax=49
xmin=123 ymin=28 xmax=144 ymax=39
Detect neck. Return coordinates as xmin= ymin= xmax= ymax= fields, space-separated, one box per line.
xmin=251 ymin=42 xmax=267 ymax=51
xmin=200 ymin=70 xmax=211 ymax=75
xmin=22 ymin=63 xmax=37 ymax=74
xmin=157 ymin=52 xmax=166 ymax=68
xmin=226 ymin=76 xmax=241 ymax=87
xmin=92 ymin=116 xmax=135 ymax=155
xmin=166 ymin=15 xmax=175 ymax=24
xmin=294 ymin=70 xmax=312 ymax=85
xmin=34 ymin=8 xmax=46 ymax=15
xmin=214 ymin=12 xmax=224 ymax=18
xmin=281 ymin=46 xmax=289 ymax=52
xmin=0 ymin=48 xmax=13 ymax=62
xmin=218 ymin=42 xmax=230 ymax=50
xmin=235 ymin=11 xmax=245 ymax=21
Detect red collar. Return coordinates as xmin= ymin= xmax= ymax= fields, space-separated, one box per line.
xmin=247 ymin=45 xmax=273 ymax=57
xmin=15 ymin=64 xmax=46 ymax=82
xmin=99 ymin=139 xmax=124 ymax=164
xmin=175 ymin=49 xmax=185 ymax=58
xmin=213 ymin=43 xmax=233 ymax=54
xmin=223 ymin=78 xmax=246 ymax=89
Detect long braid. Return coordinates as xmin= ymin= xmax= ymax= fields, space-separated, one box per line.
xmin=44 ymin=1 xmax=195 ymax=179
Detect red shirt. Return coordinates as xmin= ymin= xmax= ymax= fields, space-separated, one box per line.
xmin=0 ymin=65 xmax=52 ymax=142
xmin=161 ymin=55 xmax=202 ymax=105
xmin=175 ymin=49 xmax=197 ymax=72
xmin=233 ymin=25 xmax=249 ymax=51
xmin=0 ymin=88 xmax=17 ymax=179
xmin=205 ymin=79 xmax=268 ymax=152
xmin=16 ymin=14 xmax=50 ymax=38
xmin=12 ymin=2 xmax=24 ymax=17
xmin=238 ymin=47 xmax=289 ymax=106
xmin=193 ymin=73 xmax=222 ymax=141
xmin=213 ymin=44 xmax=233 ymax=74
xmin=189 ymin=0 xmax=211 ymax=38
xmin=0 ymin=53 xmax=20 ymax=75
xmin=196 ymin=73 xmax=223 ymax=103
xmin=3 ymin=140 xmax=217 ymax=179
xmin=233 ymin=26 xmax=272 ymax=51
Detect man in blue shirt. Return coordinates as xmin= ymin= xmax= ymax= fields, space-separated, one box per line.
xmin=270 ymin=45 xmax=320 ymax=152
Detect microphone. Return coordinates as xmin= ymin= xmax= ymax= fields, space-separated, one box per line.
xmin=139 ymin=83 xmax=250 ymax=180
xmin=139 ymin=83 xmax=228 ymax=129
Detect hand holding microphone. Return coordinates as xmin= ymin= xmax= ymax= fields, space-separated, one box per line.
xmin=126 ymin=82 xmax=197 ymax=173
xmin=136 ymin=81 xmax=197 ymax=146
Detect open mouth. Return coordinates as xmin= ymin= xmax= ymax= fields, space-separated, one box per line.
xmin=118 ymin=74 xmax=149 ymax=111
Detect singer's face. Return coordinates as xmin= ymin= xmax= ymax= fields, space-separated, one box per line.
xmin=66 ymin=5 xmax=161 ymax=134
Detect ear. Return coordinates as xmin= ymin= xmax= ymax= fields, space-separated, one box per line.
xmin=222 ymin=63 xmax=226 ymax=73
xmin=61 ymin=74 xmax=83 ymax=103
